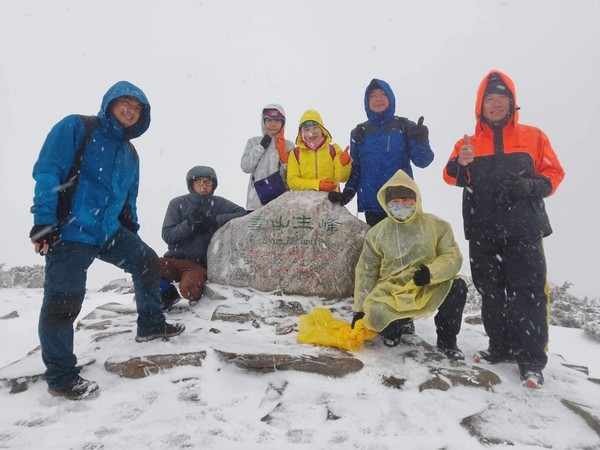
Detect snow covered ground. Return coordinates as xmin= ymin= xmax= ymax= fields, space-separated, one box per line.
xmin=0 ymin=284 xmax=599 ymax=449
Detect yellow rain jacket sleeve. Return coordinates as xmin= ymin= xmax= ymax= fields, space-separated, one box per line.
xmin=354 ymin=170 xmax=463 ymax=332
xmin=287 ymin=109 xmax=351 ymax=191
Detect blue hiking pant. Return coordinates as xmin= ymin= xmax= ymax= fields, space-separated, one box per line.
xmin=39 ymin=227 xmax=166 ymax=388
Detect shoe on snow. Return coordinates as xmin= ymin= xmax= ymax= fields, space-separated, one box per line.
xmin=383 ymin=336 xmax=402 ymax=347
xmin=521 ymin=370 xmax=544 ymax=389
xmin=160 ymin=284 xmax=181 ymax=312
xmin=473 ymin=349 xmax=516 ymax=364
xmin=438 ymin=345 xmax=465 ymax=361
xmin=136 ymin=322 xmax=185 ymax=342
xmin=400 ymin=320 xmax=416 ymax=335
xmin=48 ymin=375 xmax=99 ymax=400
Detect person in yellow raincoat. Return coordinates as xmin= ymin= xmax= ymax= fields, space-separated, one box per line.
xmin=287 ymin=109 xmax=352 ymax=192
xmin=353 ymin=169 xmax=467 ymax=360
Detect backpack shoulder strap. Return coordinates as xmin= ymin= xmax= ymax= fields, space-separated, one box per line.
xmin=329 ymin=144 xmax=336 ymax=159
xmin=56 ymin=115 xmax=101 ymax=225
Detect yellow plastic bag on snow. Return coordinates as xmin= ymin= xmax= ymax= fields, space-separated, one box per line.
xmin=297 ymin=307 xmax=378 ymax=351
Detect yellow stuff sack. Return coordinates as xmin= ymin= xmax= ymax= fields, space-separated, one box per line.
xmin=297 ymin=307 xmax=377 ymax=351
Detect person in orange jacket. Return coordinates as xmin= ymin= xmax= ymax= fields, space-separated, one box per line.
xmin=287 ymin=109 xmax=351 ymax=192
xmin=443 ymin=70 xmax=565 ymax=388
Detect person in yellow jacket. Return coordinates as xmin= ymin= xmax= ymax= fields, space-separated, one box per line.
xmin=353 ymin=169 xmax=467 ymax=359
xmin=287 ymin=109 xmax=352 ymax=191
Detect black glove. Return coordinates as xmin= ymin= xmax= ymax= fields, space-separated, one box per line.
xmin=406 ymin=116 xmax=429 ymax=142
xmin=413 ymin=264 xmax=431 ymax=286
xmin=497 ymin=173 xmax=534 ymax=204
xmin=351 ymin=311 xmax=365 ymax=329
xmin=328 ymin=188 xmax=355 ymax=206
xmin=188 ymin=210 xmax=218 ymax=233
xmin=29 ymin=224 xmax=58 ymax=255
xmin=260 ymin=134 xmax=272 ymax=150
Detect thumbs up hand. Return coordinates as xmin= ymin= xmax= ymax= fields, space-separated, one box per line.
xmin=406 ymin=116 xmax=429 ymax=142
xmin=458 ymin=134 xmax=475 ymax=166
xmin=338 ymin=146 xmax=352 ymax=166
xmin=275 ymin=128 xmax=288 ymax=164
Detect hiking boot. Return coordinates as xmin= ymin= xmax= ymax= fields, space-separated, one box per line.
xmin=135 ymin=322 xmax=185 ymax=342
xmin=520 ymin=369 xmax=544 ymax=389
xmin=438 ymin=344 xmax=465 ymax=361
xmin=48 ymin=375 xmax=99 ymax=400
xmin=473 ymin=349 xmax=516 ymax=364
xmin=381 ymin=319 xmax=407 ymax=347
xmin=400 ymin=320 xmax=416 ymax=335
xmin=160 ymin=284 xmax=181 ymax=312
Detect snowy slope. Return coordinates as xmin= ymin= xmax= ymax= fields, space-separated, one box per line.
xmin=0 ymin=285 xmax=599 ymax=450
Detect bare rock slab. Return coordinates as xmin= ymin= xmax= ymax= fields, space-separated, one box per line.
xmin=104 ymin=351 xmax=207 ymax=379
xmin=215 ymin=350 xmax=364 ymax=378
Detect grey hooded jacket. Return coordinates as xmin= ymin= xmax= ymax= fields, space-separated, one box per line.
xmin=162 ymin=166 xmax=246 ymax=264
xmin=240 ymin=103 xmax=294 ymax=210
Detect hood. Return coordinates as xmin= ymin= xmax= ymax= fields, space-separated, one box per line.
xmin=99 ymin=81 xmax=151 ymax=140
xmin=186 ymin=166 xmax=218 ymax=194
xmin=295 ymin=109 xmax=333 ymax=147
xmin=376 ymin=169 xmax=422 ymax=224
xmin=475 ymin=70 xmax=519 ymax=131
xmin=364 ymin=78 xmax=396 ymax=122
xmin=261 ymin=103 xmax=286 ymax=135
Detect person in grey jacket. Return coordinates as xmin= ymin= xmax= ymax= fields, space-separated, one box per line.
xmin=159 ymin=166 xmax=246 ymax=308
xmin=241 ymin=104 xmax=295 ymax=211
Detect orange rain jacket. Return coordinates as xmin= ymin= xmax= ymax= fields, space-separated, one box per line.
xmin=443 ymin=70 xmax=565 ymax=241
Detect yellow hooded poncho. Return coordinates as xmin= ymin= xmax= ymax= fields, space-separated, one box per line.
xmin=354 ymin=170 xmax=463 ymax=332
xmin=286 ymin=109 xmax=351 ymax=191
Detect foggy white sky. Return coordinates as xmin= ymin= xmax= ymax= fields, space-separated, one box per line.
xmin=1 ymin=0 xmax=599 ymax=299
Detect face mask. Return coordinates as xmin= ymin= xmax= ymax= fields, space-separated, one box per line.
xmin=387 ymin=203 xmax=415 ymax=221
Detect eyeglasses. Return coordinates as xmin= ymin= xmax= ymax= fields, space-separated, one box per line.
xmin=193 ymin=179 xmax=213 ymax=187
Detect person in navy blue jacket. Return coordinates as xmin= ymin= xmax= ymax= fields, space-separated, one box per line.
xmin=329 ymin=79 xmax=434 ymax=226
xmin=29 ymin=81 xmax=185 ymax=400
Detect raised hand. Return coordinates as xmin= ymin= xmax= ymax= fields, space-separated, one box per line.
xmin=458 ymin=134 xmax=475 ymax=166
xmin=338 ymin=146 xmax=351 ymax=166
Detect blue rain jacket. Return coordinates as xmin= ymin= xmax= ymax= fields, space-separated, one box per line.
xmin=31 ymin=81 xmax=151 ymax=245
xmin=345 ymin=79 xmax=434 ymax=213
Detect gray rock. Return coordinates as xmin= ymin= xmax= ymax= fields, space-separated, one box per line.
xmin=0 ymin=311 xmax=19 ymax=320
xmin=207 ymin=191 xmax=369 ymax=299
xmin=215 ymin=350 xmax=364 ymax=378
xmin=104 ymin=351 xmax=207 ymax=379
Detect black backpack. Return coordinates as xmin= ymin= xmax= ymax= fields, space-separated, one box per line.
xmin=56 ymin=115 xmax=138 ymax=229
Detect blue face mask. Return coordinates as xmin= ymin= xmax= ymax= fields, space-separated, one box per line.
xmin=387 ymin=203 xmax=416 ymax=221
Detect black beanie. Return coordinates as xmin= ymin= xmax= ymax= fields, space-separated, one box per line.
xmin=385 ymin=186 xmax=417 ymax=203
xmin=484 ymin=74 xmax=512 ymax=98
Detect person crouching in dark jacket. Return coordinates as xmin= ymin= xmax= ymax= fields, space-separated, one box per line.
xmin=159 ymin=166 xmax=246 ymax=309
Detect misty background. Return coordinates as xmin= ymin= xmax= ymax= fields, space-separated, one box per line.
xmin=1 ymin=0 xmax=599 ymax=299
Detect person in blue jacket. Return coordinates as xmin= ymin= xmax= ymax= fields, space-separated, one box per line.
xmin=29 ymin=81 xmax=185 ymax=400
xmin=329 ymin=79 xmax=434 ymax=226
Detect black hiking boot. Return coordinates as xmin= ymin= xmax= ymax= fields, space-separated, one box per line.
xmin=473 ymin=349 xmax=517 ymax=364
xmin=400 ymin=320 xmax=416 ymax=335
xmin=438 ymin=344 xmax=465 ymax=361
xmin=520 ymin=369 xmax=544 ymax=389
xmin=381 ymin=319 xmax=409 ymax=347
xmin=135 ymin=322 xmax=185 ymax=342
xmin=48 ymin=375 xmax=99 ymax=400
xmin=160 ymin=284 xmax=181 ymax=312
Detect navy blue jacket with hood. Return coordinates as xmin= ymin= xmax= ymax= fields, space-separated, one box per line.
xmin=31 ymin=81 xmax=150 ymax=246
xmin=345 ymin=79 xmax=434 ymax=213
xmin=162 ymin=166 xmax=246 ymax=265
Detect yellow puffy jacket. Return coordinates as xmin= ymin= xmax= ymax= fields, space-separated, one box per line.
xmin=287 ymin=109 xmax=351 ymax=191
xmin=354 ymin=169 xmax=463 ymax=332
